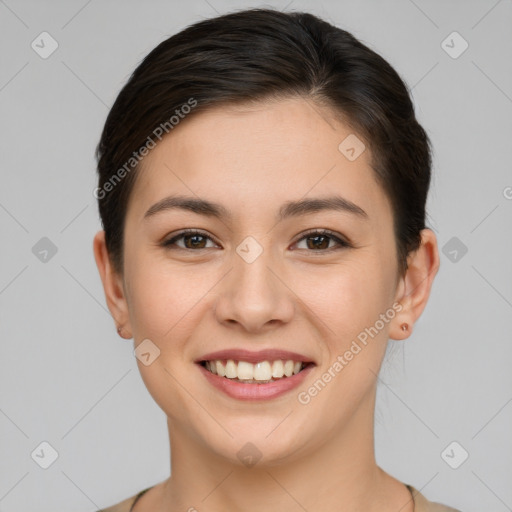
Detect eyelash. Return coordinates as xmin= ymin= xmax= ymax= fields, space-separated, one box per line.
xmin=162 ymin=228 xmax=351 ymax=253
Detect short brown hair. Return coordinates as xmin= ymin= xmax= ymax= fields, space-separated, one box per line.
xmin=95 ymin=8 xmax=432 ymax=278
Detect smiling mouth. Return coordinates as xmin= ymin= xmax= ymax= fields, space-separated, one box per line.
xmin=199 ymin=359 xmax=314 ymax=384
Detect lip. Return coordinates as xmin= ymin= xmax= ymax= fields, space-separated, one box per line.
xmin=197 ymin=361 xmax=315 ymax=401
xmin=195 ymin=349 xmax=315 ymax=365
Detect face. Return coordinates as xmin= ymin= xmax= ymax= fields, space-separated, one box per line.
xmin=100 ymin=96 xmax=415 ymax=467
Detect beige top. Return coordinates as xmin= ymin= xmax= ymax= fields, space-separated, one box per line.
xmin=97 ymin=483 xmax=461 ymax=512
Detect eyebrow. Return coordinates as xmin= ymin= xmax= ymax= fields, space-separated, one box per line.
xmin=143 ymin=194 xmax=368 ymax=221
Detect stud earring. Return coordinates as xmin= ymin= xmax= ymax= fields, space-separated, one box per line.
xmin=117 ymin=326 xmax=123 ymax=336
xmin=401 ymin=323 xmax=409 ymax=332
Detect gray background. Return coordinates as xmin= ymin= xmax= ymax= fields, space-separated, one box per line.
xmin=1 ymin=0 xmax=511 ymax=511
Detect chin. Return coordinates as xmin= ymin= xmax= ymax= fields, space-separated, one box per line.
xmin=195 ymin=418 xmax=312 ymax=468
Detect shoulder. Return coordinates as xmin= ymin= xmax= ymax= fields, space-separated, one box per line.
xmin=407 ymin=485 xmax=462 ymax=512
xmin=95 ymin=495 xmax=136 ymax=512
xmin=96 ymin=487 xmax=152 ymax=512
xmin=95 ymin=483 xmax=461 ymax=512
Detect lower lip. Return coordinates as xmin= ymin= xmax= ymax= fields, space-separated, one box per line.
xmin=197 ymin=363 xmax=315 ymax=401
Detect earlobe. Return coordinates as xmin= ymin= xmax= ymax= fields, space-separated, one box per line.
xmin=93 ymin=231 xmax=132 ymax=338
xmin=389 ymin=229 xmax=440 ymax=340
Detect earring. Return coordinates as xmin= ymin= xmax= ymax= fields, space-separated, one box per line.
xmin=117 ymin=325 xmax=123 ymax=336
xmin=401 ymin=323 xmax=409 ymax=332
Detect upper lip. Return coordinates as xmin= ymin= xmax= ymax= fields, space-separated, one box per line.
xmin=195 ymin=349 xmax=316 ymax=365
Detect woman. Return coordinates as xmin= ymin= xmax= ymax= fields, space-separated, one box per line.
xmin=93 ymin=8 xmax=460 ymax=512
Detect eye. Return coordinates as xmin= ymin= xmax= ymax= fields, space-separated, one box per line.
xmin=162 ymin=229 xmax=218 ymax=250
xmin=292 ymin=229 xmax=351 ymax=252
xmin=162 ymin=228 xmax=351 ymax=252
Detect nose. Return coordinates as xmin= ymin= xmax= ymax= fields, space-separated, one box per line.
xmin=214 ymin=245 xmax=295 ymax=334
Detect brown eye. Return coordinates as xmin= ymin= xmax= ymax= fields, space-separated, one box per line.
xmin=182 ymin=234 xmax=208 ymax=249
xmin=294 ymin=230 xmax=350 ymax=252
xmin=162 ymin=229 xmax=350 ymax=252
xmin=305 ymin=234 xmax=330 ymax=250
xmin=163 ymin=230 xmax=217 ymax=250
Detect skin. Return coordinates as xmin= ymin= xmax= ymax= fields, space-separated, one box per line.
xmin=94 ymin=96 xmax=439 ymax=512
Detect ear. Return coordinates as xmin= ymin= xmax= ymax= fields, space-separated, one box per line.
xmin=389 ymin=228 xmax=440 ymax=340
xmin=93 ymin=230 xmax=132 ymax=339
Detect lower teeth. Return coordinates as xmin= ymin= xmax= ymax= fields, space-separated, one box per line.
xmin=211 ymin=373 xmax=301 ymax=383
xmin=228 ymin=378 xmax=277 ymax=384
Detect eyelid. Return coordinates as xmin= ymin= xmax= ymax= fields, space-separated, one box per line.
xmin=162 ymin=228 xmax=352 ymax=251
xmin=291 ymin=228 xmax=352 ymax=251
xmin=163 ymin=228 xmax=220 ymax=249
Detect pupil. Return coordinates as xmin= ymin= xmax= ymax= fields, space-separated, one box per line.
xmin=184 ymin=234 xmax=330 ymax=250
xmin=186 ymin=235 xmax=205 ymax=248
xmin=308 ymin=235 xmax=327 ymax=250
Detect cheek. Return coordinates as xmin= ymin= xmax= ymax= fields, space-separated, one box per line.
xmin=125 ymin=250 xmax=218 ymax=344
xmin=296 ymin=260 xmax=391 ymax=343
xmin=299 ymin=264 xmax=396 ymax=389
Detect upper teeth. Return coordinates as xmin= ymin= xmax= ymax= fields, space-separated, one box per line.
xmin=205 ymin=360 xmax=304 ymax=381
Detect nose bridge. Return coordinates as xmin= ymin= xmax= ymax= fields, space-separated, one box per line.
xmin=214 ymin=236 xmax=294 ymax=331
xmin=235 ymin=245 xmax=275 ymax=298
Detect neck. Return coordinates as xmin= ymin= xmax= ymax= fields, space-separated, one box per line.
xmin=157 ymin=386 xmax=409 ymax=512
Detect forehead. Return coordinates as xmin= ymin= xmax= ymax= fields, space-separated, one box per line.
xmin=126 ymin=97 xmax=392 ymax=227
